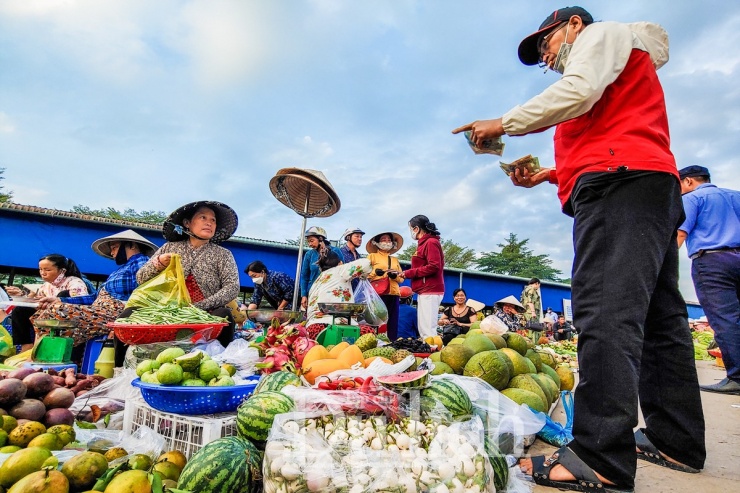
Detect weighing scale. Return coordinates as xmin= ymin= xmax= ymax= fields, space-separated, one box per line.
xmin=316 ymin=302 xmax=366 ymax=346
xmin=29 ymin=319 xmax=77 ymax=372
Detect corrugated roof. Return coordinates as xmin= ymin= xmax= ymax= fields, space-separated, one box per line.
xmin=0 ymin=202 xmax=298 ymax=250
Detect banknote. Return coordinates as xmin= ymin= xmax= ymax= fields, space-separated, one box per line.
xmin=463 ymin=131 xmax=505 ymax=156
xmin=499 ymin=155 xmax=541 ymax=176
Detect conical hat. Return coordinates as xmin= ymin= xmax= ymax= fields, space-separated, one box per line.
xmin=269 ymin=168 xmax=340 ymax=218
xmin=91 ymin=229 xmax=158 ymax=259
xmin=493 ymin=295 xmax=526 ymax=313
xmin=162 ymin=201 xmax=238 ymax=244
xmin=365 ymin=232 xmax=404 ymax=255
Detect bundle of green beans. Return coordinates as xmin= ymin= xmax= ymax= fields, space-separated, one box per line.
xmin=115 ymin=304 xmax=228 ymax=325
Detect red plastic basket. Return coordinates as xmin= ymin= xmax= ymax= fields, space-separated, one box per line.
xmin=107 ymin=322 xmax=227 ymax=345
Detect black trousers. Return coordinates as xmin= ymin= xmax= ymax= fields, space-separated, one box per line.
xmin=380 ymin=294 xmax=400 ymax=341
xmin=567 ymin=172 xmax=705 ymax=487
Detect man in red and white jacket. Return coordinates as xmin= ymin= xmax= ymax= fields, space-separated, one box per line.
xmin=454 ymin=6 xmax=705 ymax=492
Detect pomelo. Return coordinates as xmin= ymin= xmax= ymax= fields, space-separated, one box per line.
xmin=505 ymin=333 xmax=529 ymax=356
xmin=525 ymin=349 xmax=543 ymax=372
xmin=508 ymin=374 xmax=548 ymax=411
xmin=555 ymin=364 xmax=575 ymax=391
xmin=499 ymin=348 xmax=532 ymax=377
xmin=440 ymin=345 xmax=474 ymax=374
xmin=501 ymin=388 xmax=546 ymax=413
xmin=485 ymin=333 xmax=507 ymax=349
xmin=463 ymin=334 xmax=497 ymax=354
xmin=463 ymin=351 xmax=510 ymax=390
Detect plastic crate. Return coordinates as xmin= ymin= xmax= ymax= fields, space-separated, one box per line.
xmin=123 ymin=399 xmax=238 ymax=459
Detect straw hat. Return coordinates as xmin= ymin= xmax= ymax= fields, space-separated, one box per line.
xmin=162 ymin=201 xmax=238 ymax=244
xmin=493 ymin=295 xmax=526 ymax=313
xmin=269 ymin=168 xmax=341 ymax=218
xmin=91 ymin=229 xmax=158 ymax=259
xmin=365 ymin=232 xmax=404 ymax=254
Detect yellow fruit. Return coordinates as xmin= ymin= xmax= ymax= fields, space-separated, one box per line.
xmin=364 ymin=356 xmax=393 ymax=366
xmin=104 ymin=469 xmax=151 ymax=493
xmin=7 ymin=469 xmax=69 ymax=493
xmin=328 ymin=342 xmax=350 ymax=358
xmin=153 ymin=460 xmax=181 ymax=481
xmin=302 ymin=358 xmax=348 ymax=385
xmin=61 ymin=451 xmax=108 ymax=491
xmin=27 ymin=433 xmax=62 ymax=451
xmin=302 ymin=345 xmax=331 ymax=369
xmin=104 ymin=447 xmax=129 ymax=462
xmin=157 ymin=450 xmax=187 ymax=471
xmin=336 ymin=345 xmax=364 ymax=368
xmin=555 ymin=364 xmax=575 ymax=391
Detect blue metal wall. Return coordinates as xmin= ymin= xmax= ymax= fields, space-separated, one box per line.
xmin=0 ymin=206 xmax=573 ymax=309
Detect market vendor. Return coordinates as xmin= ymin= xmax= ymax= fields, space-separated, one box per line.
xmin=245 ymin=260 xmax=294 ymax=310
xmin=366 ymin=231 xmax=405 ymax=340
xmin=134 ymin=201 xmax=240 ymax=349
xmin=304 ymin=252 xmax=373 ymax=340
xmin=492 ymin=295 xmax=526 ymax=332
xmin=31 ymin=230 xmax=157 ymax=362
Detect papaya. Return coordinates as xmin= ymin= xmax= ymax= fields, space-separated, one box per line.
xmin=302 ymin=358 xmax=349 ymax=385
xmin=336 ymin=345 xmax=364 ymax=368
xmin=328 ymin=342 xmax=350 ymax=358
xmin=301 ymin=345 xmax=331 ymax=370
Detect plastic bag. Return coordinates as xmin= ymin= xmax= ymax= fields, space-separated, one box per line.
xmin=123 ymin=337 xmax=209 ymax=370
xmin=353 ymin=278 xmax=388 ymax=326
xmin=263 ymin=410 xmax=495 ymax=493
xmin=480 ymin=314 xmax=509 ymax=335
xmin=0 ymin=323 xmax=14 ymax=358
xmin=536 ymin=390 xmax=574 ymax=447
xmin=211 ymin=338 xmax=260 ymax=374
xmin=125 ymin=254 xmax=191 ymax=309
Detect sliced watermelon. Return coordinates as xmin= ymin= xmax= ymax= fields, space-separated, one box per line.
xmin=376 ymin=370 xmax=429 ymax=389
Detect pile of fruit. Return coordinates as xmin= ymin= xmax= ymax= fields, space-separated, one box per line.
xmin=430 ymin=329 xmax=574 ymax=413
xmin=136 ymin=347 xmax=237 ymax=386
xmin=252 ymin=319 xmax=318 ymax=374
xmin=0 ymin=368 xmax=87 ymax=435
xmin=387 ymin=337 xmax=433 ymax=354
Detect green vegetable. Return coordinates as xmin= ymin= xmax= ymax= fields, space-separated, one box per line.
xmin=115 ymin=304 xmax=228 ymax=325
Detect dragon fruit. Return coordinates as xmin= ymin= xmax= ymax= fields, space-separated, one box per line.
xmin=292 ymin=337 xmax=317 ymax=367
xmin=254 ymin=319 xmax=317 ymax=375
xmin=256 ymin=346 xmax=295 ymax=374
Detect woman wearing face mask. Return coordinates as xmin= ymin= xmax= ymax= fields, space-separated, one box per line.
xmin=245 ymin=260 xmax=294 ymax=311
xmin=402 ymin=215 xmax=445 ymax=339
xmin=366 ymin=232 xmax=405 ymax=340
xmin=31 ymin=230 xmax=157 ymax=353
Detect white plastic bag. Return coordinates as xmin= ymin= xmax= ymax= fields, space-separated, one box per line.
xmin=354 ymin=278 xmax=389 ymax=326
xmin=480 ymin=314 xmax=509 ymax=335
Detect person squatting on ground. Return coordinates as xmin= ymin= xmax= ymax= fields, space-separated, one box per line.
xmin=677 ymin=165 xmax=740 ymax=395
xmin=453 ymin=6 xmax=705 ymax=492
xmin=245 ymin=260 xmax=295 ymax=311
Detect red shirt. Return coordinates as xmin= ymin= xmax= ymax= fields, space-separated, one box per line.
xmin=403 ymin=234 xmax=445 ymax=294
xmin=552 ymin=49 xmax=678 ymax=207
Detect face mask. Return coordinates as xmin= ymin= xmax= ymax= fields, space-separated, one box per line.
xmin=378 ymin=242 xmax=393 ymax=251
xmin=552 ymin=25 xmax=574 ymax=74
xmin=252 ymin=276 xmax=263 ymax=285
xmin=409 ymin=228 xmax=418 ymax=240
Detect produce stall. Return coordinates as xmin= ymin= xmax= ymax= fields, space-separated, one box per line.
xmin=0 ymin=308 xmax=584 ymax=493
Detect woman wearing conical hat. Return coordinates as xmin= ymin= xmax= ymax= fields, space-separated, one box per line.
xmin=31 ymin=229 xmax=158 ymax=353
xmin=492 ymin=295 xmax=527 ymax=332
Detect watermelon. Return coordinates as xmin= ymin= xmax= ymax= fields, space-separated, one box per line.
xmin=377 ymin=370 xmax=429 ymax=389
xmin=253 ymin=371 xmax=302 ymax=395
xmin=485 ymin=435 xmax=509 ymax=492
xmin=237 ymin=391 xmax=294 ymax=442
xmin=420 ymin=379 xmax=472 ymax=419
xmin=177 ymin=436 xmax=262 ymax=493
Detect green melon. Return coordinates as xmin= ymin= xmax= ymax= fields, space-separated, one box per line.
xmin=485 ymin=435 xmax=509 ymax=493
xmin=462 ymin=334 xmax=497 ymax=354
xmin=501 ymin=388 xmax=546 ymax=413
xmin=362 ymin=347 xmax=396 ymax=360
xmin=421 ymin=379 xmax=472 ymax=419
xmin=429 ymin=352 xmax=442 ymax=362
xmin=499 ymin=348 xmax=532 ymax=377
xmin=463 ymin=351 xmax=510 ymax=390
xmin=525 ymin=349 xmax=543 ymax=372
xmin=540 ymin=364 xmax=561 ymax=390
xmin=530 ymin=373 xmax=554 ymax=409
xmin=505 ymin=333 xmax=529 ymax=356
xmin=447 ymin=339 xmax=464 ymax=345
xmin=508 ymin=375 xmax=548 ymax=411
xmin=236 ymin=391 xmax=294 ymax=442
xmin=430 ymin=362 xmax=455 ymax=375
xmin=440 ymin=345 xmax=475 ymax=374
xmin=485 ymin=333 xmax=507 ymax=349
xmin=177 ymin=436 xmax=262 ymax=493
xmin=253 ymin=371 xmax=302 ymax=395
xmin=537 ymin=350 xmax=558 ymax=369
xmin=537 ymin=372 xmax=561 ymax=403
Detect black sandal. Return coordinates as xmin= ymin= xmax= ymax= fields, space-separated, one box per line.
xmin=530 ymin=446 xmax=634 ymax=493
xmin=634 ymin=429 xmax=701 ymax=473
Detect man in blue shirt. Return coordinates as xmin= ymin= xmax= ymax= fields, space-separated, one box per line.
xmin=678 ymin=165 xmax=740 ymax=395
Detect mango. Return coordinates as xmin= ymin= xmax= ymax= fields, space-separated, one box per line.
xmin=7 ymin=469 xmax=69 ymax=493
xmin=0 ymin=446 xmax=52 ymax=488
xmin=61 ymin=451 xmax=108 ymax=491
xmin=103 ymin=469 xmax=151 ymax=493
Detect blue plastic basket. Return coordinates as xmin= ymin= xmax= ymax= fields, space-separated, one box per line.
xmin=132 ymin=376 xmax=260 ymax=415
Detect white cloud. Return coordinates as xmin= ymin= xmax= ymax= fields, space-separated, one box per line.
xmin=0 ymin=112 xmax=15 ymax=133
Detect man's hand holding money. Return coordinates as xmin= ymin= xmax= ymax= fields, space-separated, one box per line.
xmin=452 ymin=118 xmax=505 ymax=149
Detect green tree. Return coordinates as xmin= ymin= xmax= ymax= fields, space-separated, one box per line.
xmin=397 ymin=239 xmax=477 ymax=269
xmin=72 ymin=205 xmax=167 ymax=225
xmin=0 ymin=168 xmax=12 ymax=202
xmin=475 ymin=233 xmax=562 ymax=281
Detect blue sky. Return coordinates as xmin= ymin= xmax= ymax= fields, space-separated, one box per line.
xmin=2 ymin=0 xmax=738 ymax=303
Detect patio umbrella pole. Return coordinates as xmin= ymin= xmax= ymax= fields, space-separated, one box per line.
xmin=291 ymin=189 xmax=311 ymax=311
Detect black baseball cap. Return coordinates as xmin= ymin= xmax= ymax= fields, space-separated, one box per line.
xmin=518 ymin=6 xmax=594 ymax=66
xmin=678 ymin=165 xmax=711 ymax=180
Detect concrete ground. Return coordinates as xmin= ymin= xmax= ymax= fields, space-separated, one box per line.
xmin=528 ymin=360 xmax=740 ymax=493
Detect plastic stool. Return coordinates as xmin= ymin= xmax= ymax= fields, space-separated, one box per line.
xmin=25 ymin=362 xmax=77 ymax=373
xmin=82 ymin=337 xmax=107 ymax=375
